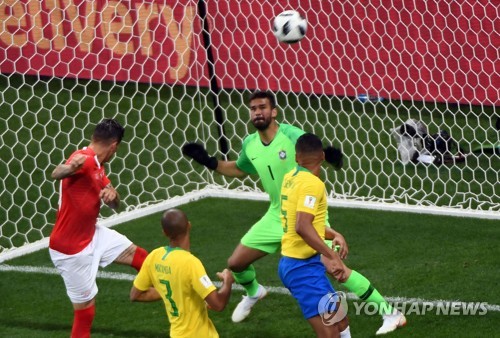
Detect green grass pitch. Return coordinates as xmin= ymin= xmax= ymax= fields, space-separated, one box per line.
xmin=1 ymin=198 xmax=499 ymax=337
xmin=1 ymin=74 xmax=498 ymax=250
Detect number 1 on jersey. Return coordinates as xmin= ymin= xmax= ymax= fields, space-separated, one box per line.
xmin=267 ymin=165 xmax=275 ymax=180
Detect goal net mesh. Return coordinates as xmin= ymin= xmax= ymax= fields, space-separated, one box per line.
xmin=1 ymin=0 xmax=498 ymax=255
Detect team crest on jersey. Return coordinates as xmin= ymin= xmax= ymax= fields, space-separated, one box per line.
xmin=94 ymin=171 xmax=104 ymax=181
xmin=279 ymin=150 xmax=287 ymax=160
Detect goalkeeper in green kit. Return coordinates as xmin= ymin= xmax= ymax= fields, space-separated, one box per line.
xmin=182 ymin=91 xmax=406 ymax=335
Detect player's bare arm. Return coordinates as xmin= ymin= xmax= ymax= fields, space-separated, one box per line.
xmin=130 ymin=286 xmax=161 ymax=302
xmin=295 ymin=212 xmax=335 ymax=260
xmin=215 ymin=161 xmax=247 ymax=178
xmin=100 ymin=183 xmax=120 ymax=209
xmin=325 ymin=227 xmax=349 ymax=259
xmin=295 ymin=211 xmax=350 ymax=280
xmin=204 ymin=268 xmax=234 ymax=312
xmin=51 ymin=153 xmax=87 ymax=180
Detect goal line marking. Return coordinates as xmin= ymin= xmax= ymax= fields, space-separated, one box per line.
xmin=1 ymin=264 xmax=498 ymax=312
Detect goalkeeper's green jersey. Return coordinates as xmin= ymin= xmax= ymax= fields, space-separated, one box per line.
xmin=236 ymin=124 xmax=305 ymax=213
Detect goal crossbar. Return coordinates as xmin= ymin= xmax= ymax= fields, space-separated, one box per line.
xmin=1 ymin=186 xmax=497 ymax=263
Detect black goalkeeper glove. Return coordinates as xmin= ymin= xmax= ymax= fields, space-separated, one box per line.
xmin=182 ymin=143 xmax=219 ymax=170
xmin=323 ymin=146 xmax=343 ymax=170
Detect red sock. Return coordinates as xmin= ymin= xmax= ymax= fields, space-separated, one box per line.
xmin=71 ymin=304 xmax=95 ymax=338
xmin=131 ymin=246 xmax=148 ymax=271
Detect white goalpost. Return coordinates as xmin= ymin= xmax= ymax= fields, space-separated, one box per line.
xmin=0 ymin=0 xmax=498 ymax=262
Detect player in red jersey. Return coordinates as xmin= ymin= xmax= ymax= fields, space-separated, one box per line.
xmin=49 ymin=119 xmax=148 ymax=338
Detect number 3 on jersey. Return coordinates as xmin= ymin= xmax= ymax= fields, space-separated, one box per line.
xmin=160 ymin=279 xmax=179 ymax=317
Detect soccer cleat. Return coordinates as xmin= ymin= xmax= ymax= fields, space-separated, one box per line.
xmin=375 ymin=311 xmax=407 ymax=335
xmin=231 ymin=285 xmax=268 ymax=323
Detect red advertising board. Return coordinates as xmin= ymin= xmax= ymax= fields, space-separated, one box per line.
xmin=0 ymin=0 xmax=497 ymax=105
xmin=206 ymin=0 xmax=498 ymax=105
xmin=0 ymin=0 xmax=208 ymax=85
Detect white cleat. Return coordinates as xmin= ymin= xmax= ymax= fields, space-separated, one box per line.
xmin=376 ymin=311 xmax=407 ymax=335
xmin=231 ymin=285 xmax=268 ymax=323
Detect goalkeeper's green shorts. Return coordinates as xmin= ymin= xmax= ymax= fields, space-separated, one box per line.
xmin=241 ymin=210 xmax=283 ymax=254
xmin=240 ymin=209 xmax=334 ymax=254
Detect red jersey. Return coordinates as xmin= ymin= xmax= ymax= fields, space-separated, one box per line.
xmin=49 ymin=147 xmax=111 ymax=254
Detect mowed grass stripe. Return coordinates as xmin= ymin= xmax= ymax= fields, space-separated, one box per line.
xmin=2 ymin=264 xmax=498 ymax=313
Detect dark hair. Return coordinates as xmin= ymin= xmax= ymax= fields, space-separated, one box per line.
xmin=92 ymin=119 xmax=125 ymax=143
xmin=161 ymin=208 xmax=189 ymax=240
xmin=248 ymin=90 xmax=276 ymax=109
xmin=296 ymin=133 xmax=323 ymax=154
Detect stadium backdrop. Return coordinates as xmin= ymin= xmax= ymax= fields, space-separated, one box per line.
xmin=0 ymin=0 xmax=496 ymax=106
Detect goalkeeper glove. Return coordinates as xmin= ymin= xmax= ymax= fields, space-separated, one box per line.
xmin=324 ymin=146 xmax=343 ymax=170
xmin=182 ymin=143 xmax=219 ymax=170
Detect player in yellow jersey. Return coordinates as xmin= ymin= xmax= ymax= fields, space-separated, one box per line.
xmin=183 ymin=91 xmax=406 ymax=334
xmin=130 ymin=209 xmax=234 ymax=338
xmin=279 ymin=133 xmax=350 ymax=338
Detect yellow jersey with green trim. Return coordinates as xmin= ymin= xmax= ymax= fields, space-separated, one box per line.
xmin=280 ymin=166 xmax=328 ymax=259
xmin=133 ymin=246 xmax=218 ymax=338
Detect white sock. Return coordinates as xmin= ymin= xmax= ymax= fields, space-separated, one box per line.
xmin=340 ymin=326 xmax=351 ymax=338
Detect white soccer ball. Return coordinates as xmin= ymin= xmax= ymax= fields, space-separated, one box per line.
xmin=272 ymin=10 xmax=307 ymax=44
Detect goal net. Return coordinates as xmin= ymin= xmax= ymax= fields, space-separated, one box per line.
xmin=1 ymin=0 xmax=498 ymax=260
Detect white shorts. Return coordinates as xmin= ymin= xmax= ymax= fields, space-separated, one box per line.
xmin=49 ymin=224 xmax=133 ymax=304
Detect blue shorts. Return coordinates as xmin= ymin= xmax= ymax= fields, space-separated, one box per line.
xmin=278 ymin=254 xmax=336 ymax=319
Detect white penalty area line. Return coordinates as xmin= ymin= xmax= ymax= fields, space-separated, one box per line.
xmin=2 ymin=264 xmax=499 ymax=313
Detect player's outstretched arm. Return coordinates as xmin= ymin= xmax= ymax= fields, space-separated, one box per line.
xmin=51 ymin=153 xmax=87 ymax=180
xmin=182 ymin=143 xmax=219 ymax=170
xmin=182 ymin=142 xmax=246 ymax=177
xmin=323 ymin=146 xmax=343 ymax=170
xmin=215 ymin=160 xmax=247 ymax=177
xmin=130 ymin=286 xmax=161 ymax=302
xmin=204 ymin=268 xmax=234 ymax=312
